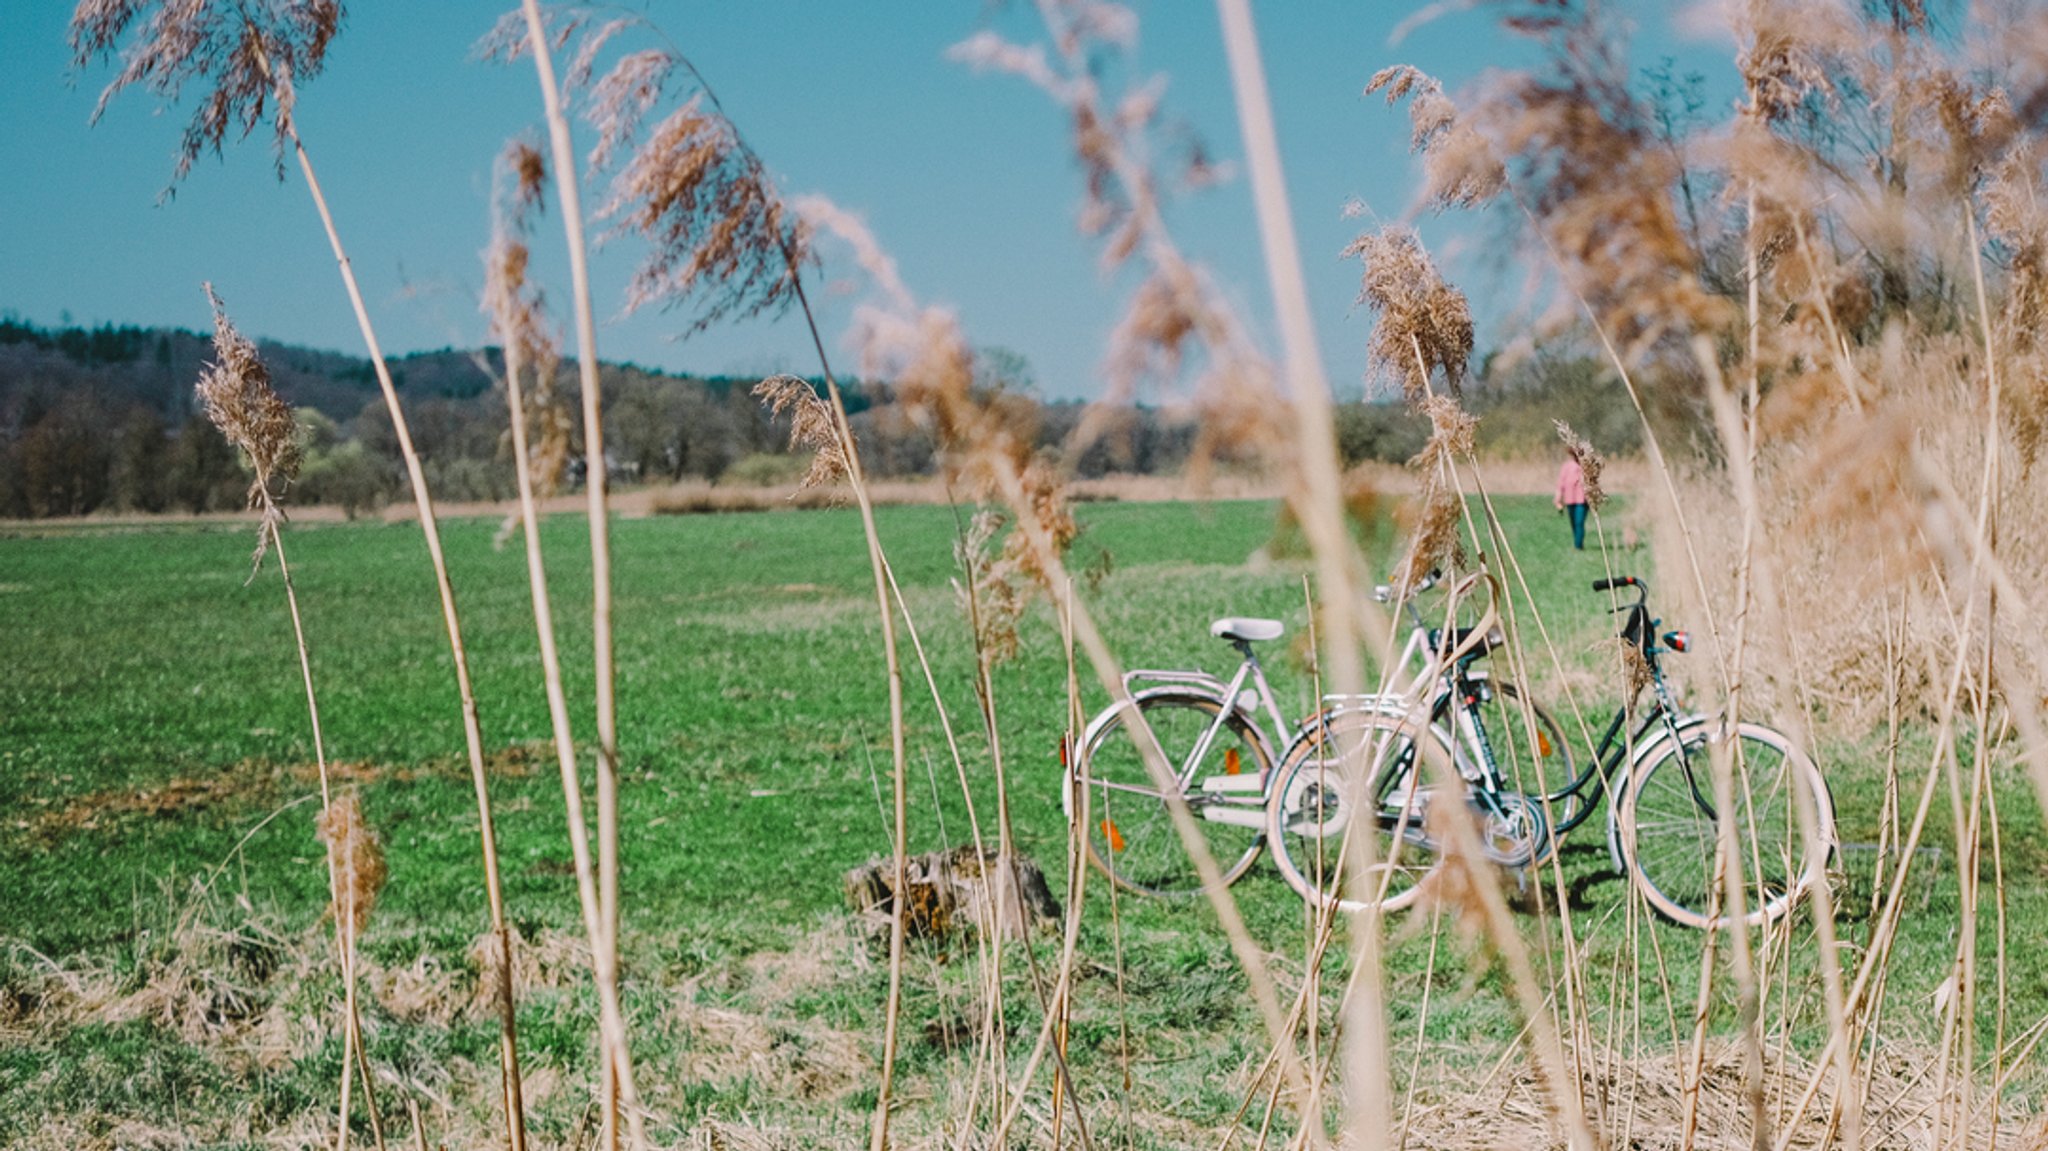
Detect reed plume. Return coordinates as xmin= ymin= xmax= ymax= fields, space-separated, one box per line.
xmin=196 ymin=283 xmax=300 ymax=575
xmin=317 ymin=791 xmax=386 ymax=939
xmin=1552 ymin=420 xmax=1605 ymax=511
xmin=1365 ymin=64 xmax=1505 ymax=211
xmin=71 ymin=0 xmax=340 ymax=191
xmin=1345 ymin=225 xmax=1473 ymax=401
xmin=486 ymin=141 xmax=573 ymax=498
xmin=752 ymin=375 xmax=848 ymax=492
xmin=952 ymin=5 xmax=1287 ymax=475
xmin=602 ymin=100 xmax=809 ymax=329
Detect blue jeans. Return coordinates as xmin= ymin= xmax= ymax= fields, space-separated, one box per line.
xmin=1566 ymin=503 xmax=1587 ymax=550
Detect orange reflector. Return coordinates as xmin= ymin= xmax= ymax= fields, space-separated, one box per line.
xmin=1225 ymin=747 xmax=1242 ymax=775
xmin=1538 ymin=731 xmax=1554 ymax=757
xmin=1101 ymin=819 xmax=1127 ymax=852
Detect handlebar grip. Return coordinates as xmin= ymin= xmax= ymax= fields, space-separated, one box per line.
xmin=1592 ymin=576 xmax=1639 ymax=592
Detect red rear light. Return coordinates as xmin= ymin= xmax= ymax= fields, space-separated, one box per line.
xmin=1059 ymin=734 xmax=1070 ymax=768
xmin=1666 ymin=630 xmax=1689 ymax=652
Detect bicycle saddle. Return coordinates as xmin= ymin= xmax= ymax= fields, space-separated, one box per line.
xmin=1210 ymin=617 xmax=1284 ymax=643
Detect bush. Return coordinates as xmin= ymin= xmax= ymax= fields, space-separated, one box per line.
xmin=720 ymin=452 xmax=808 ymax=487
xmin=1334 ymin=403 xmax=1431 ymax=465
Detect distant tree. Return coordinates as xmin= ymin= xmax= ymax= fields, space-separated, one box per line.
xmin=107 ymin=405 xmax=170 ymax=512
xmin=18 ymin=390 xmax=112 ymax=516
xmin=164 ymin=420 xmax=245 ymax=513
xmin=973 ymin=346 xmax=1037 ymax=396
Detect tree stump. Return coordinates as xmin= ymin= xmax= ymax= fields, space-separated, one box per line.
xmin=843 ymin=846 xmax=1061 ymax=942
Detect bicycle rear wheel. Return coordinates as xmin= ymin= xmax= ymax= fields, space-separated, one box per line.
xmin=1075 ymin=690 xmax=1271 ymax=898
xmin=1266 ymin=710 xmax=1443 ymax=914
xmin=1612 ymin=718 xmax=1835 ymax=929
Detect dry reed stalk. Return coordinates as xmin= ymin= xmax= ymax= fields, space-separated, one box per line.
xmin=1433 ymin=411 xmax=1607 ymax=1126
xmin=1052 ymin=583 xmax=1085 ymax=1148
xmin=1689 ymin=340 xmax=1773 ymax=1151
xmin=479 ymin=142 xmax=589 ymax=1151
xmin=870 ymin=559 xmax=1014 ymax=1137
xmin=507 ymin=23 xmax=918 ymax=1141
xmin=947 ymin=519 xmax=1096 ymax=1148
xmin=797 ymin=192 xmax=1309 ymax=1128
xmin=197 ymin=287 xmax=382 ymax=1151
xmin=1935 ymin=208 xmax=2009 ymax=1151
xmin=73 ymin=14 xmax=530 ymax=1146
xmin=1720 ymin=126 xmax=1857 ymax=1136
xmin=755 ymin=223 xmax=915 ymax=1151
xmin=504 ymin=10 xmax=645 ymax=1148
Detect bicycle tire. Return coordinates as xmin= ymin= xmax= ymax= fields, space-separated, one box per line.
xmin=1611 ymin=718 xmax=1835 ymax=929
xmin=1075 ymin=689 xmax=1271 ymax=898
xmin=1266 ymin=709 xmax=1444 ymax=914
xmin=1433 ymin=679 xmax=1587 ymax=837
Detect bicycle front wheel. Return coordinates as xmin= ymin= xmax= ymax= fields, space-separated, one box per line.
xmin=1076 ymin=690 xmax=1271 ymax=898
xmin=1267 ymin=710 xmax=1444 ymax=914
xmin=1613 ymin=718 xmax=1835 ymax=929
xmin=1436 ymin=678 xmax=1587 ymax=835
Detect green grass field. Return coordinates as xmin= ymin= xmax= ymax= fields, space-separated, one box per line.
xmin=3 ymin=495 xmax=2043 ymax=1147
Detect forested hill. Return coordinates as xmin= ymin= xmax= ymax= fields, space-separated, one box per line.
xmin=0 ymin=317 xmax=1209 ymax=520
xmin=0 ymin=317 xmax=1655 ymax=520
xmin=0 ymin=318 xmax=502 ymax=421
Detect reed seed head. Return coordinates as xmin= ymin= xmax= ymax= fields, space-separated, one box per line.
xmin=585 ymin=47 xmax=677 ymax=176
xmin=1391 ymin=395 xmax=1476 ymax=593
xmin=316 ymin=790 xmax=386 ymax=939
xmin=956 ymin=508 xmax=1024 ymax=669
xmin=1344 ymin=226 xmax=1474 ymax=402
xmin=197 ymin=283 xmax=300 ymax=573
xmin=485 ymin=139 xmax=571 ymax=496
xmin=71 ymin=0 xmax=342 ymax=190
xmin=1366 ymin=65 xmax=1505 ymax=211
xmin=602 ymin=98 xmax=811 ymax=334
xmin=753 ymin=375 xmax=849 ymax=492
xmin=1553 ymin=420 xmax=1606 ymax=511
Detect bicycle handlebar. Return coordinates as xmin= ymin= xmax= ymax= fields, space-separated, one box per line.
xmin=1373 ymin=568 xmax=1442 ymax=603
xmin=1371 ymin=569 xmax=1500 ymax=667
xmin=1591 ymin=576 xmax=1642 ymax=593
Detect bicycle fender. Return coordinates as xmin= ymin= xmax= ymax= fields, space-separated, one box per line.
xmin=1068 ymin=687 xmax=1277 ymax=821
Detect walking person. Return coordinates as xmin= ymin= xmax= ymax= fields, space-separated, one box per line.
xmin=1555 ymin=447 xmax=1589 ymax=551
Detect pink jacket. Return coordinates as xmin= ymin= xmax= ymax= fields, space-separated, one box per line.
xmin=1555 ymin=457 xmax=1586 ymax=507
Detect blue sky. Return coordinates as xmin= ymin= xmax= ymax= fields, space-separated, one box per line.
xmin=2 ymin=3 xmax=1730 ymax=401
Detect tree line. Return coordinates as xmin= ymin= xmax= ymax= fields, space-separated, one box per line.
xmin=0 ymin=316 xmax=1658 ymax=520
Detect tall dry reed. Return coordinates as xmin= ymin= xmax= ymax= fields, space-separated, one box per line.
xmin=74 ymin=12 xmax=531 ymax=1147
xmin=196 ymin=286 xmax=384 ymax=1151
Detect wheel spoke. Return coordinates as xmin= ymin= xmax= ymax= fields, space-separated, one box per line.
xmin=1079 ymin=692 xmax=1270 ymax=897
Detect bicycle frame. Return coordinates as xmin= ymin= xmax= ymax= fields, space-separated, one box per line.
xmin=1118 ymin=645 xmax=1292 ymax=788
xmin=1516 ymin=576 xmax=1727 ymax=864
